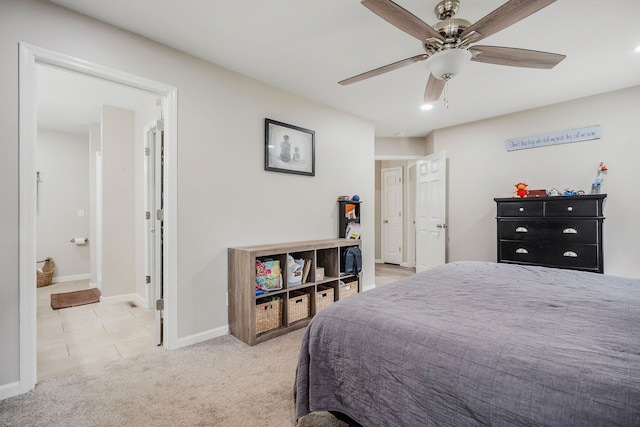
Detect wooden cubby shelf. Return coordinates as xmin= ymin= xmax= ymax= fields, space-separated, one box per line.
xmin=228 ymin=238 xmax=362 ymax=345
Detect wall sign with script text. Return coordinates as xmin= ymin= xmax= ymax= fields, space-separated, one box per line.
xmin=506 ymin=125 xmax=601 ymax=152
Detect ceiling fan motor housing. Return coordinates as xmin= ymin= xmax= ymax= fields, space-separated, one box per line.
xmin=435 ymin=0 xmax=460 ymax=20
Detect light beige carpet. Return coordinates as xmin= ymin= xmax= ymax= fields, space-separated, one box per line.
xmin=0 ymin=328 xmax=347 ymax=427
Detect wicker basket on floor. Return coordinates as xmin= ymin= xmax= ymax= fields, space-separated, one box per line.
xmin=288 ymin=291 xmax=310 ymax=323
xmin=256 ymin=297 xmax=282 ymax=334
xmin=36 ymin=257 xmax=55 ymax=288
xmin=339 ymin=281 xmax=358 ymax=299
xmin=315 ymin=285 xmax=334 ymax=313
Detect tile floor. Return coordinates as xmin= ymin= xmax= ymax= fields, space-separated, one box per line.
xmin=37 ymin=280 xmax=156 ymax=381
xmin=375 ymin=262 xmax=415 ymax=287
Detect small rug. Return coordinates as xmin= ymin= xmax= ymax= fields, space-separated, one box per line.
xmin=51 ymin=288 xmax=101 ymax=310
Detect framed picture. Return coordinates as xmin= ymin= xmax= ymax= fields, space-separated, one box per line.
xmin=265 ymin=118 xmax=315 ymax=176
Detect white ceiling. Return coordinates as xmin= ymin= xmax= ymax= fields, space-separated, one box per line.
xmin=46 ymin=0 xmax=640 ymax=137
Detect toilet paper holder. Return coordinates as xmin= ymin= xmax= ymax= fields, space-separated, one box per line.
xmin=70 ymin=237 xmax=89 ymax=244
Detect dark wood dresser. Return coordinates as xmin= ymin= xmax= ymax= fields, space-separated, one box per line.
xmin=494 ymin=194 xmax=606 ymax=273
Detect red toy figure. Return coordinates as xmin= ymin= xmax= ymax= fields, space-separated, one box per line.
xmin=514 ymin=182 xmax=529 ymax=198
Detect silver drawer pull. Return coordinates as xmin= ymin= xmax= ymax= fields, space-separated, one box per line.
xmin=518 ymin=207 xmax=525 ymax=212
xmin=516 ymin=248 xmax=529 ymax=254
xmin=515 ymin=227 xmax=528 ymax=233
xmin=563 ymin=228 xmax=578 ymax=234
xmin=567 ymin=206 xmax=573 ymax=212
xmin=563 ymin=251 xmax=578 ymax=258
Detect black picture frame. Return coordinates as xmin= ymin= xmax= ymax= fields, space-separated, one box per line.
xmin=265 ymin=118 xmax=315 ymax=176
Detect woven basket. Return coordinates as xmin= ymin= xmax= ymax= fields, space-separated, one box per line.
xmin=256 ymin=297 xmax=282 ymax=334
xmin=315 ymin=285 xmax=334 ymax=313
xmin=339 ymin=281 xmax=358 ymax=299
xmin=36 ymin=257 xmax=55 ymax=288
xmin=288 ymin=291 xmax=310 ymax=323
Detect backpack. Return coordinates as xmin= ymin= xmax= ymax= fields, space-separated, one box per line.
xmin=342 ymin=247 xmax=362 ymax=274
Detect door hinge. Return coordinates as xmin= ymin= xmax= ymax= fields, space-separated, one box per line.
xmin=145 ymin=211 xmax=150 ymax=220
xmin=146 ymin=275 xmax=151 ymax=284
xmin=145 ymin=147 xmax=150 ymax=156
xmin=156 ymin=119 xmax=164 ymax=131
xmin=156 ymin=299 xmax=164 ymax=311
xmin=156 ymin=209 xmax=164 ymax=221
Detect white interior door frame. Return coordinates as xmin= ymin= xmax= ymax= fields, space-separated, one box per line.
xmin=376 ymin=155 xmax=423 ymax=268
xmin=381 ymin=166 xmax=403 ymax=265
xmin=19 ymin=43 xmax=179 ymax=394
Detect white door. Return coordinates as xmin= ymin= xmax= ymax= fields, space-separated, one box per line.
xmin=416 ymin=152 xmax=447 ymax=273
xmin=382 ymin=167 xmax=403 ymax=265
xmin=144 ymin=121 xmax=164 ymax=346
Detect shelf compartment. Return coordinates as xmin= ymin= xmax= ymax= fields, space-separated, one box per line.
xmin=288 ymin=250 xmax=314 ymax=285
xmin=255 ymin=297 xmax=283 ymax=334
xmin=288 ymin=291 xmax=310 ymax=323
xmin=316 ymin=285 xmax=335 ymax=313
xmin=339 ymin=279 xmax=358 ymax=300
xmin=317 ymin=248 xmax=339 ymax=278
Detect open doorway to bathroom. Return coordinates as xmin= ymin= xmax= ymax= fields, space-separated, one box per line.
xmin=20 ymin=44 xmax=178 ymax=390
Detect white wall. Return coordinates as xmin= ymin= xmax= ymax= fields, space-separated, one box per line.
xmin=35 ymin=129 xmax=90 ymax=280
xmin=0 ymin=0 xmax=375 ymax=393
xmin=101 ymin=105 xmax=136 ymax=297
xmin=434 ymin=86 xmax=640 ymax=278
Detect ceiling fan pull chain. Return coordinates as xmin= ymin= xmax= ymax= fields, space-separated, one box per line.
xmin=443 ymin=80 xmax=449 ymax=109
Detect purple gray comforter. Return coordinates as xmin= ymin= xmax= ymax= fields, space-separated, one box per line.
xmin=295 ymin=261 xmax=640 ymax=426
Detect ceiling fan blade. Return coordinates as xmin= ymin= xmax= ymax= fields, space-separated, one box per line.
xmin=469 ymin=45 xmax=565 ymax=69
xmin=461 ymin=0 xmax=556 ymax=43
xmin=424 ymin=74 xmax=446 ymax=103
xmin=361 ymin=0 xmax=444 ymax=42
xmin=339 ymin=54 xmax=429 ymax=85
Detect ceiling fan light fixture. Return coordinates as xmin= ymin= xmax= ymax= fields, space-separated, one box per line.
xmin=420 ymin=103 xmax=434 ymax=111
xmin=425 ymin=49 xmax=471 ymax=81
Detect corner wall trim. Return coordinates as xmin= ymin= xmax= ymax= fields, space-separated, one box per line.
xmin=175 ymin=326 xmax=230 ymax=349
xmin=0 ymin=381 xmax=20 ymax=401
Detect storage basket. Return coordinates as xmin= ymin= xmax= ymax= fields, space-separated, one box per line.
xmin=255 ymin=297 xmax=282 ymax=334
xmin=36 ymin=257 xmax=55 ymax=288
xmin=288 ymin=291 xmax=310 ymax=323
xmin=315 ymin=285 xmax=334 ymax=313
xmin=339 ymin=281 xmax=358 ymax=299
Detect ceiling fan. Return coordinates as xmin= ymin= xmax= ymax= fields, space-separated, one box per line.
xmin=339 ymin=0 xmax=566 ymax=105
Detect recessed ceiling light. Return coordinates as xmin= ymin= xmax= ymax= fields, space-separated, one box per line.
xmin=420 ymin=103 xmax=434 ymax=111
xmin=635 ymin=44 xmax=640 ymax=53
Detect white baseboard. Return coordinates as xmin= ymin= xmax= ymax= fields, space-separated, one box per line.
xmin=52 ymin=273 xmax=90 ymax=283
xmin=100 ymin=293 xmax=145 ymax=307
xmin=0 ymin=381 xmax=20 ymax=401
xmin=362 ymin=282 xmax=376 ymax=292
xmin=175 ymin=325 xmax=229 ymax=349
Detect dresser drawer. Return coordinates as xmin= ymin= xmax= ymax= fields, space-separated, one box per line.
xmin=499 ymin=241 xmax=599 ymax=271
xmin=544 ymin=199 xmax=600 ymax=217
xmin=498 ymin=219 xmax=599 ymax=243
xmin=497 ymin=201 xmax=544 ymax=217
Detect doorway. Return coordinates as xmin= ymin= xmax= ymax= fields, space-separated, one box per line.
xmin=375 ymin=153 xmax=447 ymax=272
xmin=19 ymin=43 xmax=178 ymax=393
xmin=381 ymin=167 xmax=403 ymax=265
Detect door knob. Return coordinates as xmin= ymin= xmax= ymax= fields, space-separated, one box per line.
xmin=436 ymin=223 xmax=447 ymax=229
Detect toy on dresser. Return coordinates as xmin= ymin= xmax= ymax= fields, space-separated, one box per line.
xmin=513 ymin=182 xmax=529 ymax=198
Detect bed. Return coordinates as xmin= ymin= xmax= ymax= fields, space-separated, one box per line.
xmin=295 ymin=261 xmax=640 ymax=426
